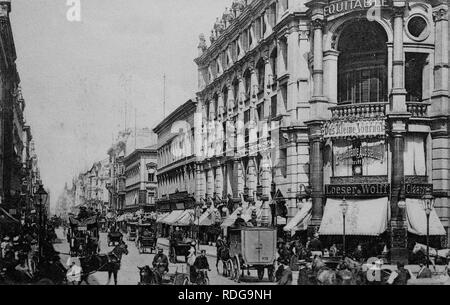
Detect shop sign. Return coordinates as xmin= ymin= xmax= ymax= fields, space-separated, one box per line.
xmin=324 ymin=0 xmax=390 ymax=18
xmin=335 ymin=144 xmax=385 ymax=165
xmin=405 ymin=184 xmax=433 ymax=198
xmin=323 ymin=120 xmax=385 ymax=139
xmin=325 ymin=183 xmax=390 ymax=197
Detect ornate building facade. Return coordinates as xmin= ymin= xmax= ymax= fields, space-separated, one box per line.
xmin=192 ymin=0 xmax=449 ymax=262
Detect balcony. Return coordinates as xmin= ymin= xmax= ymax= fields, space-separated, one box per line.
xmin=406 ymin=102 xmax=429 ymax=118
xmin=330 ymin=102 xmax=388 ymax=120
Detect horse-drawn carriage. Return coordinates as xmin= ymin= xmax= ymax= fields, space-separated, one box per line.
xmin=127 ymin=222 xmax=138 ymax=241
xmin=68 ymin=216 xmax=100 ymax=257
xmin=224 ymin=227 xmax=277 ymax=283
xmin=138 ymin=264 xmax=190 ymax=285
xmin=107 ymin=231 xmax=124 ymax=247
xmin=169 ymin=239 xmax=193 ymax=263
xmin=136 ymin=223 xmax=157 ymax=254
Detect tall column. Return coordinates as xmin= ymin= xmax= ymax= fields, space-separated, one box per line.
xmin=206 ymin=167 xmax=214 ymax=198
xmin=287 ymin=20 xmax=300 ymax=115
xmin=323 ymin=50 xmax=339 ymax=105
xmin=307 ymin=124 xmax=324 ymax=232
xmin=388 ymin=2 xmax=410 ymax=264
xmin=390 ymin=4 xmax=407 ymax=112
xmin=286 ymin=138 xmax=298 ymax=223
xmin=215 ymin=165 xmax=224 ymax=198
xmin=431 ymin=5 xmax=450 ymax=245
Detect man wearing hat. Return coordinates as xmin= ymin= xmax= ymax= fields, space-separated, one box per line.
xmin=309 ymin=233 xmax=323 ymax=253
xmin=152 ymin=247 xmax=169 ymax=275
xmin=1 ymin=236 xmax=12 ymax=259
xmin=277 ymin=258 xmax=293 ymax=285
xmin=233 ymin=210 xmax=247 ymax=227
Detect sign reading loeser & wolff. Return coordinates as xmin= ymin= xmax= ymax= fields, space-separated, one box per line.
xmin=325 ymin=183 xmax=390 ymax=197
xmin=323 ymin=119 xmax=386 ymax=139
xmin=324 ymin=0 xmax=390 ymax=17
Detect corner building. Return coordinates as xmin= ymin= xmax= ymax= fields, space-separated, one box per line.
xmin=194 ymin=0 xmax=449 ymax=262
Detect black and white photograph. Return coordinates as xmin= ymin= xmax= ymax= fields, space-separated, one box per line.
xmin=0 ymin=0 xmax=449 ymax=293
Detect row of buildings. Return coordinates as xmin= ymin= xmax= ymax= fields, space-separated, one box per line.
xmin=0 ymin=0 xmax=47 ymax=222
xmin=57 ymin=128 xmax=158 ymax=218
xmin=152 ymin=0 xmax=450 ymax=263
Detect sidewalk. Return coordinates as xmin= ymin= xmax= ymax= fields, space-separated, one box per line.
xmin=157 ymin=238 xmax=217 ymax=258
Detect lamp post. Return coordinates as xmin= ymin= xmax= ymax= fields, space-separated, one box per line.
xmin=421 ymin=192 xmax=435 ymax=268
xmin=340 ymin=198 xmax=349 ymax=258
xmin=35 ymin=184 xmax=48 ymax=262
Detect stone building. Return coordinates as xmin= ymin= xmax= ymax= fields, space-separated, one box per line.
xmin=123 ymin=147 xmax=158 ymax=213
xmin=153 ymin=100 xmax=198 ymax=213
xmin=191 ymin=0 xmax=449 ymax=262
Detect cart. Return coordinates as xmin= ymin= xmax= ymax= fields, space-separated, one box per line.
xmin=136 ymin=223 xmax=157 ymax=254
xmin=68 ymin=216 xmax=100 ymax=257
xmin=107 ymin=231 xmax=123 ymax=247
xmin=169 ymin=239 xmax=193 ymax=263
xmin=127 ymin=222 xmax=138 ymax=241
xmin=228 ymin=227 xmax=277 ymax=283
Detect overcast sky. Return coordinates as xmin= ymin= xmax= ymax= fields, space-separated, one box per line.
xmin=10 ymin=0 xmax=229 ymax=211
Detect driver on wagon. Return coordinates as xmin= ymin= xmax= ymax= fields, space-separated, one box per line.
xmin=152 ymin=247 xmax=169 ymax=274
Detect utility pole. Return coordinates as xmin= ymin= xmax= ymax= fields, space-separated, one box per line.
xmin=163 ymin=74 xmax=166 ymax=119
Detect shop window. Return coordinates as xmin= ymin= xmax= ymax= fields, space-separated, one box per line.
xmin=337 ymin=20 xmax=388 ymax=104
xmin=405 ymin=53 xmax=427 ymax=102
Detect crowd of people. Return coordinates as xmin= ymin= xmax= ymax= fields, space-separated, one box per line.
xmin=0 ymin=217 xmax=63 ymax=284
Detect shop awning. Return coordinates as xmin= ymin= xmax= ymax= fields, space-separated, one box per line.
xmin=161 ymin=210 xmax=185 ymax=225
xmin=198 ymin=209 xmax=221 ymax=226
xmin=156 ymin=212 xmax=170 ymax=223
xmin=406 ymin=199 xmax=446 ymax=236
xmin=0 ymin=207 xmax=19 ymax=224
xmin=284 ymin=200 xmax=312 ymax=232
xmin=174 ymin=209 xmax=194 ymax=226
xmin=221 ymin=202 xmax=263 ymax=228
xmin=319 ymin=197 xmax=389 ymax=236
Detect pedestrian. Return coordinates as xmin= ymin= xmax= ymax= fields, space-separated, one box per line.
xmin=66 ymin=257 xmax=82 ymax=285
xmin=417 ymin=261 xmax=432 ymax=279
xmin=187 ymin=242 xmax=197 ymax=282
xmin=389 ymin=262 xmax=412 ymax=285
xmin=330 ymin=244 xmax=338 ymax=257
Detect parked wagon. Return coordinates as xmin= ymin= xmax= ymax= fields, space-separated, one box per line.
xmin=68 ymin=216 xmax=100 ymax=257
xmin=136 ymin=223 xmax=157 ymax=254
xmin=228 ymin=227 xmax=277 ymax=283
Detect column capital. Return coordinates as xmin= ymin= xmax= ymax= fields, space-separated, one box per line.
xmin=299 ymin=29 xmax=311 ymax=41
xmin=311 ymin=19 xmax=325 ymax=30
xmin=433 ymin=7 xmax=448 ymax=22
xmin=392 ymin=6 xmax=406 ymax=18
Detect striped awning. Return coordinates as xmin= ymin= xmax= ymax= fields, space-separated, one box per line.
xmin=174 ymin=209 xmax=194 ymax=226
xmin=220 ymin=202 xmax=263 ymax=228
xmin=319 ymin=197 xmax=389 ymax=236
xmin=156 ymin=212 xmax=170 ymax=223
xmin=284 ymin=200 xmax=312 ymax=232
xmin=161 ymin=210 xmax=185 ymax=225
xmin=406 ymin=198 xmax=446 ymax=236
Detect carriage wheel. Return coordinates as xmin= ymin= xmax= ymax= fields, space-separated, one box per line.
xmin=227 ymin=260 xmax=234 ymax=279
xmin=233 ymin=256 xmax=241 ymax=283
xmin=257 ymin=267 xmax=265 ymax=281
xmin=217 ymin=259 xmax=224 ymax=276
xmin=268 ymin=262 xmax=275 ymax=282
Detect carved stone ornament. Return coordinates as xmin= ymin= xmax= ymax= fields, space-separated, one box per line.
xmin=299 ymin=29 xmax=310 ymax=40
xmin=433 ymin=8 xmax=448 ymax=22
xmin=311 ymin=19 xmax=325 ymax=30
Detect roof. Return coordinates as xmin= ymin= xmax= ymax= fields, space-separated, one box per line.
xmin=152 ymin=99 xmax=196 ymax=134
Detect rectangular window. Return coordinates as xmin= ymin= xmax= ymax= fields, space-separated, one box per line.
xmin=148 ymin=173 xmax=155 ymax=182
xmin=281 ymin=84 xmax=287 ymax=113
xmin=405 ymin=53 xmax=426 ymax=102
xmin=271 ymin=95 xmax=277 ymax=118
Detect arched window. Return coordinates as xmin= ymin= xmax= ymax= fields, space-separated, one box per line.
xmin=243 ymin=69 xmax=251 ymax=100
xmin=256 ymin=59 xmax=265 ymax=92
xmin=337 ymin=20 xmax=388 ymax=104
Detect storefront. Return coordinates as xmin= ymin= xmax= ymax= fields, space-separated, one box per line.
xmin=304 ymin=0 xmax=449 ymax=263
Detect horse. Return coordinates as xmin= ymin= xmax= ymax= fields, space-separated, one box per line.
xmin=412 ymin=243 xmax=450 ymax=267
xmin=79 ymin=241 xmax=128 ymax=285
xmin=138 ymin=265 xmax=160 ymax=285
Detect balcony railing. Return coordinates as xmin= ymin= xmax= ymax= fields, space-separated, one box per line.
xmin=330 ymin=102 xmax=388 ymax=119
xmin=406 ymin=102 xmax=429 ymax=118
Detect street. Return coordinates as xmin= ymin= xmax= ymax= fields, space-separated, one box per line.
xmin=54 ymin=229 xmax=275 ymax=285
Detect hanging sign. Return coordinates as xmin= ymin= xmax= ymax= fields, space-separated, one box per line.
xmin=323 ymin=120 xmax=385 ymax=139
xmin=405 ymin=184 xmax=433 ymax=198
xmin=335 ymin=143 xmax=385 ymax=165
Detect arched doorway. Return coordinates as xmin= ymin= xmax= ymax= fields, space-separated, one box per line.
xmin=337 ymin=20 xmax=388 ymax=104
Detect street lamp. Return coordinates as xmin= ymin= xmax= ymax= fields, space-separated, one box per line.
xmin=421 ymin=192 xmax=435 ymax=268
xmin=340 ymin=198 xmax=349 ymax=258
xmin=35 ymin=184 xmax=48 ymax=261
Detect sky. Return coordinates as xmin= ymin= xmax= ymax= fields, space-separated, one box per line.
xmin=10 ymin=0 xmax=229 ymax=212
